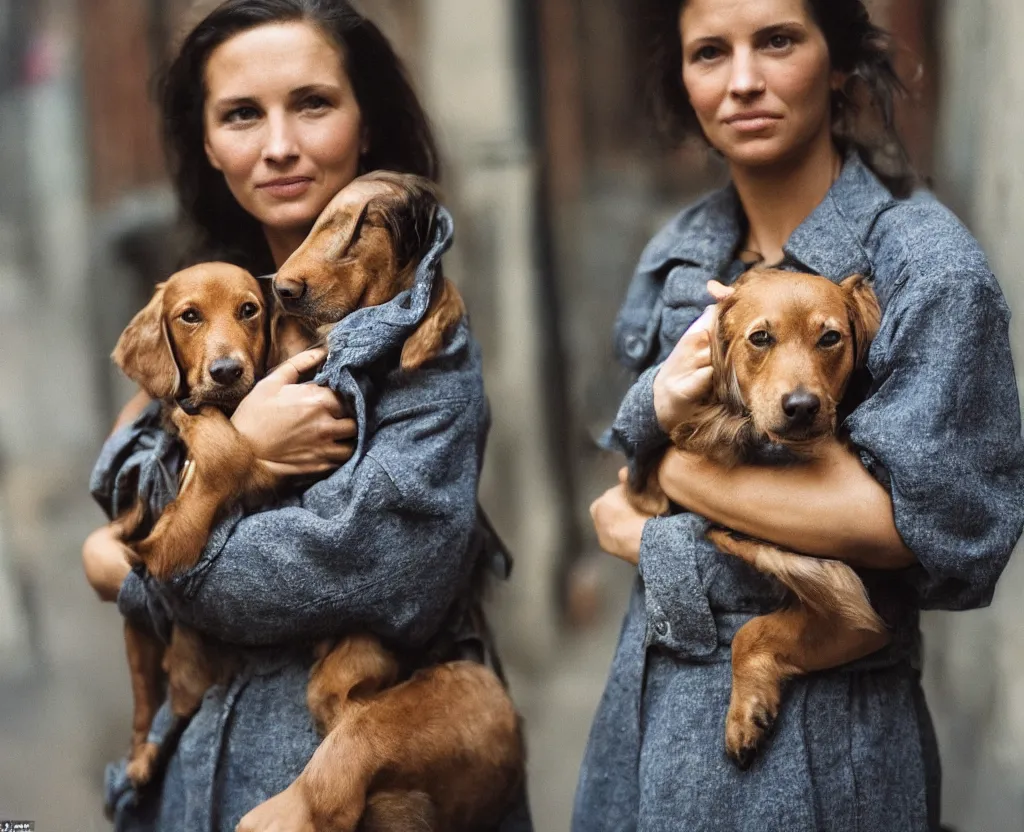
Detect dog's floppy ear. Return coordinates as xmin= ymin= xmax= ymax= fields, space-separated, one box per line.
xmin=840 ymin=273 xmax=881 ymax=368
xmin=709 ymin=295 xmax=742 ymax=409
xmin=401 ymin=277 xmax=466 ymax=371
xmin=112 ymin=283 xmax=181 ymax=399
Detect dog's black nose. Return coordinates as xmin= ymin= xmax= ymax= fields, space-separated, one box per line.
xmin=274 ymin=277 xmax=306 ymax=301
xmin=782 ymin=389 xmax=821 ymax=425
xmin=210 ymin=358 xmax=244 ymax=386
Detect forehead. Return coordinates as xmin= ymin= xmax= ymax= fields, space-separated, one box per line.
xmin=204 ymin=21 xmax=347 ymax=99
xmin=165 ymin=265 xmax=262 ymax=304
xmin=680 ymin=0 xmax=812 ymax=38
xmin=730 ymin=271 xmax=848 ymax=325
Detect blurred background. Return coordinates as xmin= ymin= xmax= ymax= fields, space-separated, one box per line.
xmin=0 ymin=0 xmax=1021 ymax=829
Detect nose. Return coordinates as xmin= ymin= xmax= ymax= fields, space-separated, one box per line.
xmin=262 ymin=112 xmax=299 ymax=165
xmin=274 ymin=276 xmax=306 ymax=301
xmin=209 ymin=358 xmax=244 ymax=386
xmin=729 ymin=49 xmax=766 ymax=99
xmin=782 ymin=389 xmax=821 ymax=425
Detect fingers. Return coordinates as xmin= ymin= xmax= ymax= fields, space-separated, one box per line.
xmin=270 ymin=347 xmax=328 ymax=387
xmin=313 ymin=387 xmax=348 ymax=420
xmin=707 ymin=279 xmax=735 ymax=301
xmin=324 ymin=418 xmax=357 ymax=442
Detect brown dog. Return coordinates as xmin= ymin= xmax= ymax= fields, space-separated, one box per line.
xmin=113 ymin=174 xmax=523 ymax=830
xmin=630 ymin=268 xmax=890 ymax=769
xmin=110 ymin=262 xmax=272 ymax=786
xmin=236 ymin=172 xmax=523 ymax=832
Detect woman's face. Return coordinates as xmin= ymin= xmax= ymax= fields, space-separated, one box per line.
xmin=203 ymin=21 xmax=364 ymax=239
xmin=679 ymin=0 xmax=840 ymax=169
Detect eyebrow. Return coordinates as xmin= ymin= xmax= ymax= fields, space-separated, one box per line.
xmin=684 ymin=20 xmax=806 ymax=45
xmin=211 ymin=83 xmax=342 ymax=109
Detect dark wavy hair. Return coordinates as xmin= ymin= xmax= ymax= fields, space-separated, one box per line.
xmin=640 ymin=0 xmax=915 ymax=197
xmin=159 ymin=0 xmax=441 ymax=273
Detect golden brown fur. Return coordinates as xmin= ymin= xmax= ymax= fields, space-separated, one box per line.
xmin=114 ymin=174 xmax=523 ymax=828
xmin=629 ymin=268 xmax=890 ymax=769
xmin=236 ymin=171 xmax=522 ymax=832
xmin=112 ymin=262 xmax=272 ymax=787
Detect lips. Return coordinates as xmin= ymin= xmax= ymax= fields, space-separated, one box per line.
xmin=724 ymin=112 xmax=782 ymax=133
xmin=257 ymin=176 xmax=314 ymax=198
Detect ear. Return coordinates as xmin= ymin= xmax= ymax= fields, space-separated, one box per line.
xmin=708 ymin=296 xmax=740 ymax=406
xmin=325 ymin=202 xmax=370 ymax=261
xmin=840 ymin=273 xmax=881 ymax=367
xmin=112 ymin=283 xmax=181 ymax=399
xmin=401 ymin=277 xmax=466 ymax=371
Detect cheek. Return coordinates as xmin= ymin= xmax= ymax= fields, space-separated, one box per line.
xmin=771 ymin=54 xmax=832 ymax=123
xmin=304 ymin=112 xmax=362 ymax=172
xmin=206 ymin=129 xmax=262 ymax=182
xmin=682 ymin=68 xmax=724 ymax=124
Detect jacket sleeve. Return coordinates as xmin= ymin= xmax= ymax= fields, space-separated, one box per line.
xmin=162 ymin=387 xmax=488 ymax=649
xmin=90 ymin=402 xmax=182 ymax=638
xmin=846 ymin=269 xmax=1024 ymax=610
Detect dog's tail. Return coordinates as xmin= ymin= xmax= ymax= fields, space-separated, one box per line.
xmin=758 ymin=549 xmax=886 ymax=633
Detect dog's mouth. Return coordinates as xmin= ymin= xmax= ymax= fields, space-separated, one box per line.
xmin=180 ymin=381 xmax=254 ymax=413
xmin=277 ymin=293 xmax=350 ymax=326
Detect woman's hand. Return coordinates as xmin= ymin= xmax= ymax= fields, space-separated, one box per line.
xmin=231 ymin=347 xmax=357 ymax=477
xmin=590 ymin=468 xmax=655 ymax=566
xmin=82 ymin=524 xmax=133 ymax=602
xmin=652 ymin=280 xmax=734 ymax=434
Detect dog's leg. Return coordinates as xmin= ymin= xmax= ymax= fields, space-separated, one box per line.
xmin=726 ymin=606 xmax=890 ymax=770
xmin=135 ymin=407 xmax=277 ymax=580
xmin=124 ymin=621 xmax=165 ymax=787
xmin=241 ymin=660 xmax=523 ymax=832
xmin=163 ymin=624 xmax=235 ymax=720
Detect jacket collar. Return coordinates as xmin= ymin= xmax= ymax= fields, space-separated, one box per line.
xmin=648 ymin=149 xmax=896 ymax=282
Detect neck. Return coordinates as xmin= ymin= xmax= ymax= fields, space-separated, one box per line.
xmin=730 ymin=133 xmax=841 ymax=266
xmin=264 ymin=225 xmax=312 ymax=270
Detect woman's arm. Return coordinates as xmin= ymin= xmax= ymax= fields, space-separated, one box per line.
xmin=658 ymin=440 xmax=915 ymax=569
xmin=162 ymin=386 xmax=488 ymax=649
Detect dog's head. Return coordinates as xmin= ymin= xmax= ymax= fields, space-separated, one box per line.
xmin=273 ymin=171 xmax=439 ymax=325
xmin=113 ymin=262 xmax=268 ymax=410
xmin=713 ymin=269 xmax=880 ymax=448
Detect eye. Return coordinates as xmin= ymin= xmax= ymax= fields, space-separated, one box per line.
xmin=180 ymin=309 xmax=202 ymax=325
xmin=239 ymin=302 xmax=261 ymax=320
xmin=818 ymin=330 xmax=842 ymax=348
xmin=301 ymin=95 xmax=331 ymax=112
xmin=766 ymin=34 xmax=794 ymax=50
xmin=748 ymin=330 xmax=773 ymax=348
xmin=223 ymin=105 xmax=261 ymax=124
xmin=694 ymin=44 xmax=722 ymax=62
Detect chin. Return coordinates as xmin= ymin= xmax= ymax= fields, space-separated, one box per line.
xmin=721 ymin=139 xmax=798 ymax=170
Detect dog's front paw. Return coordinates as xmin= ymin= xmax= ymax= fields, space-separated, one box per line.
xmin=725 ymin=679 xmax=781 ymax=771
xmin=126 ymin=741 xmax=160 ymax=788
xmin=236 ymin=784 xmax=318 ymax=832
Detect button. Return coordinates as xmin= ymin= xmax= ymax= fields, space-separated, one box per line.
xmin=654 ymin=619 xmax=669 ymax=637
xmin=624 ymin=334 xmax=647 ymax=360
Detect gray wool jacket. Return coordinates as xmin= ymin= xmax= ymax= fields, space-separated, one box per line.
xmin=91 ymin=209 xmax=533 ymax=832
xmin=572 ymin=152 xmax=1024 ymax=832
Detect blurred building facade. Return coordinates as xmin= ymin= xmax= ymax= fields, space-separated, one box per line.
xmin=0 ymin=1 xmax=1021 ymax=830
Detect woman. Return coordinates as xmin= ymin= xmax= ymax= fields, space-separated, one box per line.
xmin=576 ymin=0 xmax=1024 ymax=830
xmin=80 ymin=2 xmax=531 ymax=830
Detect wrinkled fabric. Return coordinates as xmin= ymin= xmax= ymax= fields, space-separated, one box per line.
xmin=91 ymin=208 xmax=533 ymax=832
xmin=574 ymin=151 xmax=1024 ymax=832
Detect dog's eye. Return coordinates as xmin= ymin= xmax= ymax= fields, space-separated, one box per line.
xmin=818 ymin=330 xmax=842 ymax=348
xmin=180 ymin=309 xmax=202 ymax=325
xmin=239 ymin=302 xmax=261 ymax=320
xmin=748 ymin=330 xmax=773 ymax=348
